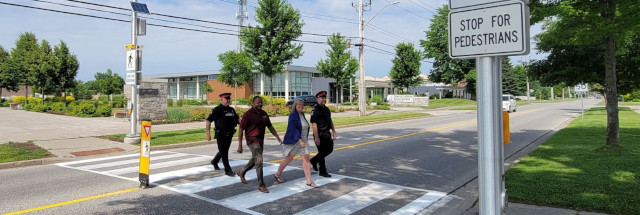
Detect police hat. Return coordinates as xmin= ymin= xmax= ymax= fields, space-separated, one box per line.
xmin=316 ymin=91 xmax=327 ymax=98
xmin=219 ymin=93 xmax=232 ymax=99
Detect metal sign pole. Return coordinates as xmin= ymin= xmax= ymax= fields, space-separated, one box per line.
xmin=129 ymin=0 xmax=138 ymax=137
xmin=477 ymin=56 xmax=503 ymax=215
xmin=581 ymin=93 xmax=584 ymax=120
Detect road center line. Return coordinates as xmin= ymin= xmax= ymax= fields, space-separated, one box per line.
xmin=2 ymin=188 xmax=139 ymax=215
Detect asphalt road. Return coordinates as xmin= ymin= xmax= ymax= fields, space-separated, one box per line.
xmin=0 ymin=99 xmax=601 ymax=215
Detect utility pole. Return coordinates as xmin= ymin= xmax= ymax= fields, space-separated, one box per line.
xmin=236 ymin=0 xmax=248 ymax=51
xmin=357 ymin=0 xmax=368 ymax=117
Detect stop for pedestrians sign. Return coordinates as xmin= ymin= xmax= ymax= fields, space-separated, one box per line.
xmin=574 ymin=83 xmax=588 ymax=92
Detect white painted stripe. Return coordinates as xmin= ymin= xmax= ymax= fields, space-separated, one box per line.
xmin=221 ymin=175 xmax=345 ymax=209
xmin=103 ymin=156 xmax=211 ymax=175
xmin=133 ymin=160 xmax=249 ymax=183
xmin=389 ymin=191 xmax=447 ymax=215
xmin=170 ymin=165 xmax=281 ymax=194
xmin=77 ymin=153 xmax=191 ymax=170
xmin=55 ymin=151 xmax=172 ymax=166
xmin=160 ymin=184 xmax=264 ymax=215
xmin=295 ymin=183 xmax=402 ymax=215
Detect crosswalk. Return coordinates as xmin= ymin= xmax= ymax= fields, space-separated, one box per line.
xmin=55 ymin=151 xmax=450 ymax=215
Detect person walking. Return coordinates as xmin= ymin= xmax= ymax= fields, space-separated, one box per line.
xmin=310 ymin=91 xmax=337 ymax=177
xmin=274 ymin=98 xmax=318 ymax=188
xmin=237 ymin=96 xmax=282 ymax=193
xmin=205 ymin=93 xmax=239 ymax=177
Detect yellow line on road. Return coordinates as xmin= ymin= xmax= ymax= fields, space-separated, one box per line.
xmin=269 ymin=107 xmax=546 ymax=164
xmin=3 ymin=188 xmax=140 ymax=215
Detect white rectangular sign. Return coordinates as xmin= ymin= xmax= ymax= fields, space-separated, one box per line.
xmin=449 ymin=1 xmax=530 ymax=58
xmin=574 ymin=83 xmax=588 ymax=92
xmin=126 ymin=49 xmax=138 ymax=71
xmin=125 ymin=72 xmax=136 ymax=85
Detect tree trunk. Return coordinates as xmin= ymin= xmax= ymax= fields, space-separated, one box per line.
xmin=42 ymin=89 xmax=45 ymax=105
xmin=25 ymin=85 xmax=28 ymax=104
xmin=269 ymin=78 xmax=273 ymax=105
xmin=604 ymin=27 xmax=619 ymax=146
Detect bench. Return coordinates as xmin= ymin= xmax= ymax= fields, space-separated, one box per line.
xmin=9 ymin=103 xmax=22 ymax=110
xmin=112 ymin=110 xmax=128 ymax=118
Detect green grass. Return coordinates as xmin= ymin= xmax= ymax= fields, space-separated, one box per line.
xmin=505 ymin=107 xmax=640 ymax=214
xmin=421 ymin=98 xmax=476 ymax=109
xmin=0 ymin=142 xmax=51 ymax=163
xmin=104 ymin=112 xmax=430 ymax=146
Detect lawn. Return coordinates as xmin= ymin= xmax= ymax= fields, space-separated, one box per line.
xmin=421 ymin=98 xmax=476 ymax=109
xmin=105 ymin=112 xmax=430 ymax=146
xmin=0 ymin=142 xmax=51 ymax=163
xmin=505 ymin=107 xmax=640 ymax=214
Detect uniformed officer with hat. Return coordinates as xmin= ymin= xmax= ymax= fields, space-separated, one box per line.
xmin=309 ymin=91 xmax=337 ymax=177
xmin=206 ymin=92 xmax=240 ymax=176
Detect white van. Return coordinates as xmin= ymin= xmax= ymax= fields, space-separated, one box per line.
xmin=502 ymin=94 xmax=517 ymax=112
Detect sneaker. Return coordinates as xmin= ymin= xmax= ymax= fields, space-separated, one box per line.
xmin=225 ymin=171 xmax=235 ymax=177
xmin=211 ymin=160 xmax=220 ymax=170
xmin=258 ymin=186 xmax=269 ymax=193
xmin=319 ymin=173 xmax=332 ymax=177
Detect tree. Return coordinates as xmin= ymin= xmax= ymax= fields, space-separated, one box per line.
xmin=316 ymin=33 xmax=358 ymax=104
xmin=92 ymin=69 xmax=124 ymax=100
xmin=501 ymin=58 xmax=522 ymax=96
xmin=240 ymin=0 xmax=304 ymax=104
xmin=33 ymin=40 xmax=56 ymax=104
xmin=70 ymin=80 xmax=93 ymax=100
xmin=53 ymin=41 xmax=79 ymax=96
xmin=0 ymin=45 xmax=16 ymax=100
xmin=390 ymin=43 xmax=423 ymax=93
xmin=217 ymin=50 xmax=253 ymax=103
xmin=10 ymin=32 xmax=40 ymax=103
xmin=420 ymin=5 xmax=475 ymax=85
xmin=528 ymin=0 xmax=640 ymax=146
xmin=464 ymin=69 xmax=477 ymax=100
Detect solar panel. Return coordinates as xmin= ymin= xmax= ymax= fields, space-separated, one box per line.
xmin=130 ymin=2 xmax=150 ymax=14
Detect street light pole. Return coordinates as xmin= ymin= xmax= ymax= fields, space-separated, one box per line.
xmin=357 ymin=1 xmax=399 ymax=117
xmin=129 ymin=0 xmax=138 ymax=137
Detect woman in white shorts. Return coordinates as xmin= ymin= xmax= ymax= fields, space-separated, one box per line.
xmin=275 ymin=98 xmax=317 ymax=188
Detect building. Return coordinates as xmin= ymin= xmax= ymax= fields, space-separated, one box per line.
xmin=146 ymin=65 xmax=334 ymax=102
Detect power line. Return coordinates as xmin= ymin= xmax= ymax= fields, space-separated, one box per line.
xmin=415 ymin=0 xmax=441 ymax=12
xmin=406 ymin=0 xmax=437 ymax=15
xmin=0 ymin=1 xmax=331 ymax=45
xmin=368 ymin=24 xmax=410 ymax=42
xmin=383 ymin=0 xmax=430 ymax=20
xmin=33 ymin=0 xmax=129 ymax=16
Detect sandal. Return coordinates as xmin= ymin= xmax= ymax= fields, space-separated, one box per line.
xmin=274 ymin=175 xmax=285 ymax=183
xmin=306 ymin=182 xmax=318 ymax=188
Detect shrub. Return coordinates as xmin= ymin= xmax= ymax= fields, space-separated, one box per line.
xmin=32 ymin=103 xmax=50 ymax=112
xmin=327 ymin=106 xmax=345 ymax=113
xmin=51 ymin=96 xmax=65 ymax=102
xmin=65 ymin=96 xmax=75 ymax=103
xmin=98 ymin=95 xmax=109 ymax=102
xmin=0 ymin=99 xmax=7 ymax=107
xmin=167 ymin=99 xmax=174 ymax=107
xmin=23 ymin=103 xmax=35 ymax=111
xmin=633 ymin=98 xmax=640 ymax=102
xmin=372 ymin=104 xmax=390 ymax=110
xmin=236 ymin=107 xmax=248 ymax=117
xmin=273 ymin=98 xmax=285 ymax=105
xmin=303 ymin=106 xmax=313 ymax=113
xmin=168 ymin=108 xmax=192 ymax=123
xmin=13 ymin=96 xmax=26 ymax=104
xmin=277 ymin=105 xmax=290 ymax=116
xmin=176 ymin=99 xmax=185 ymax=107
xmin=367 ymin=95 xmax=384 ymax=105
xmin=50 ymin=102 xmax=66 ymax=112
xmin=95 ymin=105 xmax=112 ymax=117
xmin=233 ymin=98 xmax=249 ymax=105
xmin=262 ymin=105 xmax=277 ymax=116
xmin=190 ymin=107 xmax=209 ymax=121
xmin=71 ymin=102 xmax=97 ymax=117
xmin=259 ymin=95 xmax=272 ymax=104
xmin=111 ymin=96 xmax=126 ymax=108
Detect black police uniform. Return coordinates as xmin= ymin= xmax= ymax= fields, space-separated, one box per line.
xmin=309 ymin=104 xmax=334 ymax=176
xmin=206 ymin=104 xmax=239 ymax=174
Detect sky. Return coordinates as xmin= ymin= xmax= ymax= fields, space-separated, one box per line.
xmin=0 ymin=0 xmax=546 ymax=82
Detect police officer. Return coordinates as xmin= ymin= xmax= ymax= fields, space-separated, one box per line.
xmin=206 ymin=92 xmax=240 ymax=177
xmin=309 ymin=91 xmax=337 ymax=177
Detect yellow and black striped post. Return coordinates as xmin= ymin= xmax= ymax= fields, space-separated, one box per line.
xmin=139 ymin=119 xmax=151 ymax=188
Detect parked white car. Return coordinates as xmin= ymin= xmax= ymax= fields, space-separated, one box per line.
xmin=502 ymin=94 xmax=517 ymax=112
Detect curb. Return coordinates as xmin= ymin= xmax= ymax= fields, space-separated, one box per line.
xmin=0 ymin=156 xmax=66 ymax=170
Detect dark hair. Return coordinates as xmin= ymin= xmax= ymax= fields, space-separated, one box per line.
xmin=252 ymin=96 xmax=262 ymax=103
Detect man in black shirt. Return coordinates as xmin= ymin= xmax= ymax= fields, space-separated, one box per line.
xmin=310 ymin=91 xmax=337 ymax=177
xmin=206 ymin=92 xmax=240 ymax=177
